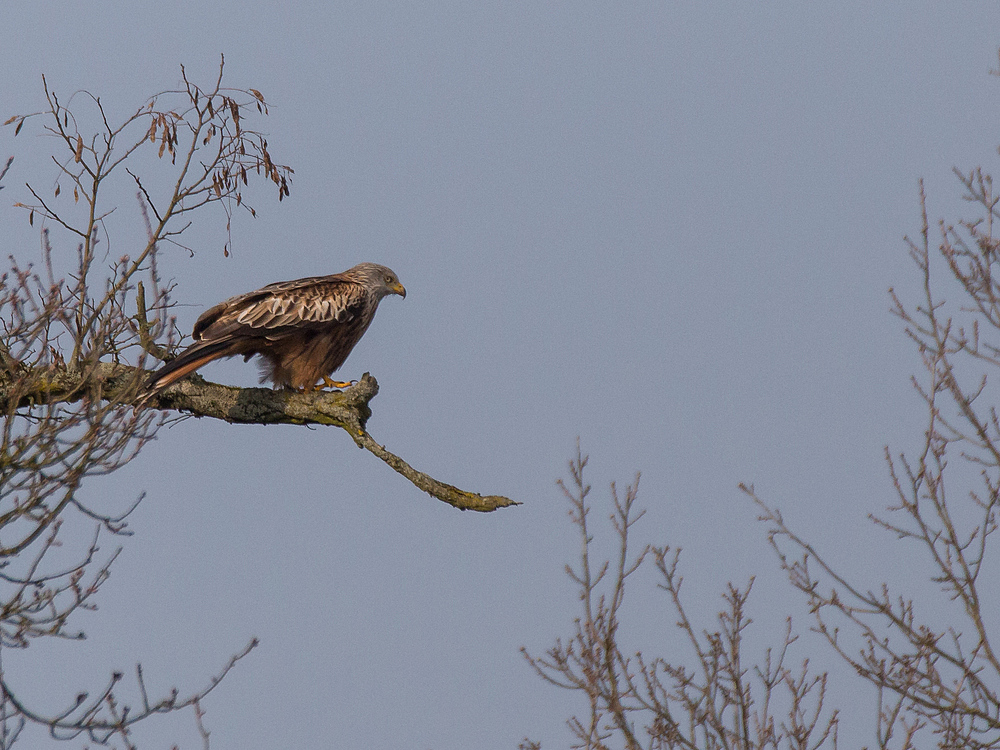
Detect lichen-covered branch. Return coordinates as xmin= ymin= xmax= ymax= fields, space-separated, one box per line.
xmin=353 ymin=431 xmax=517 ymax=512
xmin=0 ymin=364 xmax=516 ymax=512
xmin=157 ymin=371 xmax=517 ymax=511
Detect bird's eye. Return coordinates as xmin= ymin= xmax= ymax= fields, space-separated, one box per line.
xmin=385 ymin=275 xmax=393 ymax=283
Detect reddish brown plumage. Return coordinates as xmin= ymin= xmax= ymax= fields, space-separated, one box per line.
xmin=148 ymin=263 xmax=405 ymax=393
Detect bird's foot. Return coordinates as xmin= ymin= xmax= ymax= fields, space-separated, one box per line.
xmin=321 ymin=376 xmax=357 ymax=390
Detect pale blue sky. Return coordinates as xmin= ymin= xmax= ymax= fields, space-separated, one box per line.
xmin=3 ymin=2 xmax=1000 ymax=747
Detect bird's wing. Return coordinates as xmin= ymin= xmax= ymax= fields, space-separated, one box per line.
xmin=193 ymin=276 xmax=368 ymax=341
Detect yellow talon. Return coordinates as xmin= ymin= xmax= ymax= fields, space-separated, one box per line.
xmin=321 ymin=376 xmax=356 ymax=390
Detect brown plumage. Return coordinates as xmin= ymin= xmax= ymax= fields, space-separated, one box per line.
xmin=148 ymin=262 xmax=405 ymax=393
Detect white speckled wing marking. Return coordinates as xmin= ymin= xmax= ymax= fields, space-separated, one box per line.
xmin=229 ymin=280 xmax=365 ymax=331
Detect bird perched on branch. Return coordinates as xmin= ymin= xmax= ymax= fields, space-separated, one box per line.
xmin=147 ymin=262 xmax=405 ymax=394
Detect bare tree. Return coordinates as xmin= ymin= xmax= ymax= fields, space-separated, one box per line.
xmin=527 ymin=136 xmax=1000 ymax=750
xmin=522 ymin=444 xmax=839 ymax=750
xmin=0 ymin=60 xmax=512 ymax=748
xmin=743 ymin=171 xmax=1000 ymax=749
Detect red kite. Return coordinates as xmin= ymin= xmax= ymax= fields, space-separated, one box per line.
xmin=148 ymin=262 xmax=405 ymax=393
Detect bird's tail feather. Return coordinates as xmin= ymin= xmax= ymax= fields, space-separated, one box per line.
xmin=147 ymin=340 xmax=234 ymax=393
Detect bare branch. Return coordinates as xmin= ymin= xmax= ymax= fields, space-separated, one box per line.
xmin=525 ymin=445 xmax=838 ymax=749
xmin=744 ymin=171 xmax=1000 ymax=747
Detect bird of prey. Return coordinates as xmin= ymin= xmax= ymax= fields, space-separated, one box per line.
xmin=147 ymin=262 xmax=405 ymax=393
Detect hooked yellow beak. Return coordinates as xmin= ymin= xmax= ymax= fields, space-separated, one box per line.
xmin=390 ymin=282 xmax=406 ymax=298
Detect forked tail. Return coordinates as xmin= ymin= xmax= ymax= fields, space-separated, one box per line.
xmin=146 ymin=340 xmax=235 ymax=393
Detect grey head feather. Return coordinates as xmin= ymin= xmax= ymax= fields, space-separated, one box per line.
xmin=344 ymin=263 xmax=406 ymax=300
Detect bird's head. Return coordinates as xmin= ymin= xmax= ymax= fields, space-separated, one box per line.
xmin=350 ymin=263 xmax=406 ymax=300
